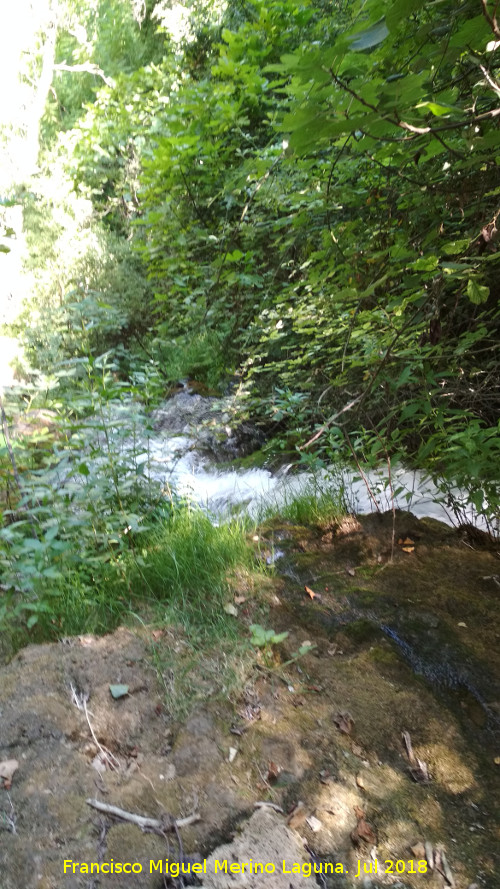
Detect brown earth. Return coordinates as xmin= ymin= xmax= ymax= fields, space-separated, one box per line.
xmin=0 ymin=511 xmax=499 ymax=889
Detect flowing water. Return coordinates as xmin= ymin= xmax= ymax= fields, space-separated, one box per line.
xmin=130 ymin=386 xmax=488 ymax=528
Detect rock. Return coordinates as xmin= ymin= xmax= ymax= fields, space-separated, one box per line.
xmin=200 ymin=808 xmax=313 ymax=889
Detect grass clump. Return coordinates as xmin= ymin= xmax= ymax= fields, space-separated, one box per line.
xmin=128 ymin=505 xmax=258 ymax=639
xmin=261 ymin=476 xmax=346 ymax=530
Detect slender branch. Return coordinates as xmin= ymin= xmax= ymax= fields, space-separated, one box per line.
xmin=343 ymin=429 xmax=380 ymax=513
xmin=300 ymin=396 xmax=361 ymax=449
xmin=179 ymin=166 xmax=210 ymax=227
xmin=480 ymin=63 xmax=500 ymax=97
xmin=86 ymin=799 xmax=200 ymax=831
xmin=325 ymin=135 xmax=351 ymax=262
xmin=328 ymin=68 xmax=500 ymax=142
xmin=199 ymin=148 xmax=286 ymax=326
xmin=481 ymin=0 xmax=500 ymax=38
xmin=53 ymin=62 xmax=115 ymax=88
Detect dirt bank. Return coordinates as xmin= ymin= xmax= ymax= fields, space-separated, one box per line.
xmin=1 ymin=511 xmax=498 ymax=889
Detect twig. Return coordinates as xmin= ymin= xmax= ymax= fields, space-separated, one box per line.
xmin=70 ymin=684 xmax=121 ymax=771
xmin=300 ymin=396 xmax=361 ymax=449
xmin=480 ymin=64 xmax=500 ymax=97
xmin=53 ymin=62 xmax=115 ymax=88
xmin=328 ymin=66 xmax=500 ymax=139
xmin=254 ymin=801 xmax=284 ymax=813
xmin=368 ymin=422 xmax=396 ymax=559
xmin=0 ymin=794 xmax=17 ymax=834
xmin=343 ymin=429 xmax=380 ymax=513
xmin=86 ymin=799 xmax=200 ymax=830
xmin=481 ymin=0 xmax=500 ymax=37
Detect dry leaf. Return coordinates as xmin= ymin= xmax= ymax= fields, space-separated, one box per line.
xmin=333 ymin=711 xmax=354 ymax=735
xmin=356 ymin=773 xmax=365 ymax=790
xmin=239 ymin=704 xmax=261 ymax=721
xmin=0 ymin=759 xmax=19 ymax=790
xmin=351 ymin=806 xmax=377 ymax=845
xmin=346 ymin=567 xmax=356 ymax=577
xmin=304 ymin=585 xmax=317 ymax=599
xmin=411 ymin=842 xmax=426 ymax=858
xmin=402 ymin=545 xmax=415 ymax=553
xmin=151 ymin=629 xmax=165 ymax=641
xmin=267 ymin=761 xmax=281 ymax=783
xmin=234 ymin=595 xmax=246 ymax=604
xmin=409 ymin=757 xmax=431 ymax=784
xmin=403 ymin=537 xmax=415 ymax=545
xmin=287 ymin=801 xmax=307 ymax=830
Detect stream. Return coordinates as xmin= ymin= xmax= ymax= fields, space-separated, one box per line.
xmin=118 ymin=385 xmax=488 ymax=528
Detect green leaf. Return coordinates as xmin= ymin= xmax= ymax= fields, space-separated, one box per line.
xmin=442 ymin=239 xmax=469 ymax=255
xmin=349 ymin=19 xmax=389 ymax=51
xmin=416 ymin=102 xmax=458 ymax=117
xmin=396 ymin=365 xmax=413 ymax=388
xmin=386 ymin=0 xmax=427 ymax=31
xmin=411 ymin=255 xmax=439 ymax=272
xmin=41 ymin=567 xmax=63 ymax=579
xmin=466 ymin=279 xmax=489 ymax=305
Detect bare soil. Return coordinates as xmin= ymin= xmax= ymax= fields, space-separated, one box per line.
xmin=1 ymin=511 xmax=499 ymax=889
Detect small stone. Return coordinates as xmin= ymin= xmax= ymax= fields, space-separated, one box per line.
xmin=305 ymin=815 xmax=322 ymax=832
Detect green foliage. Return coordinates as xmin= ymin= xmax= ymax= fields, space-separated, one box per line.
xmin=250 ymin=623 xmax=288 ymax=647
xmin=151 ymin=330 xmax=229 ymax=390
xmin=18 ymin=179 xmax=154 ymax=367
xmin=249 ymin=623 xmax=316 ymax=669
xmin=0 ymin=357 xmax=159 ymax=638
xmin=42 ymin=0 xmax=166 ymax=140
xmin=3 ymin=0 xmax=500 ymax=656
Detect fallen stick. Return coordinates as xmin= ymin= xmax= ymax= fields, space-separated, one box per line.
xmin=86 ymin=799 xmax=200 ymax=831
xmin=254 ymin=801 xmax=284 ymax=813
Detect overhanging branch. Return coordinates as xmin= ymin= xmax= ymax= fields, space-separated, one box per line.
xmin=53 ymin=62 xmax=115 ymax=88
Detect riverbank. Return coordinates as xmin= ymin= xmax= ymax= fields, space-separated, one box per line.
xmin=1 ymin=509 xmax=498 ymax=889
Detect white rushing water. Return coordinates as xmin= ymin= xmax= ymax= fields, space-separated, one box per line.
xmin=125 ymin=390 xmax=484 ymax=527
xmin=3 ymin=371 xmax=490 ymax=529
xmin=144 ymin=447 xmax=479 ymax=527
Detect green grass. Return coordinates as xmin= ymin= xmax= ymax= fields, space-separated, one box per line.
xmin=259 ymin=476 xmax=346 ymax=529
xmin=125 ymin=504 xmax=258 ymax=638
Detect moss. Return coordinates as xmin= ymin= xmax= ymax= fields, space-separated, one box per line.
xmin=368 ymin=644 xmax=401 ymax=666
xmin=343 ymin=618 xmax=379 ymax=644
